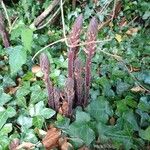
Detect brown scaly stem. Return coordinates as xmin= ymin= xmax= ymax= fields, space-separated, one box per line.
xmin=40 ymin=53 xmax=55 ymax=109
xmin=64 ymin=78 xmax=75 ymax=117
xmin=68 ymin=14 xmax=83 ymax=78
xmin=74 ymin=58 xmax=84 ymax=106
xmin=84 ymin=17 xmax=98 ymax=107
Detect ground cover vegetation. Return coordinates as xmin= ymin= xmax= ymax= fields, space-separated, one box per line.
xmin=0 ymin=0 xmax=150 ymax=149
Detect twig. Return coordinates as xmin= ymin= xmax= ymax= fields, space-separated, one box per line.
xmin=111 ymin=0 xmax=117 ymax=22
xmin=60 ymin=0 xmax=69 ymax=46
xmin=1 ymin=0 xmax=11 ymax=30
xmin=37 ymin=7 xmax=61 ymax=30
xmin=32 ymin=38 xmax=112 ymax=61
xmin=0 ymin=12 xmax=10 ymax=48
xmin=32 ymin=38 xmax=66 ymax=61
xmin=97 ymin=48 xmax=150 ymax=93
xmin=32 ymin=0 xmax=60 ymax=27
xmin=9 ymin=16 xmax=19 ymax=33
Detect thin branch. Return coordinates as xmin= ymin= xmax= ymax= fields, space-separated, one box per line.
xmin=32 ymin=38 xmax=66 ymax=61
xmin=32 ymin=0 xmax=60 ymax=27
xmin=97 ymin=48 xmax=150 ymax=93
xmin=32 ymin=38 xmax=112 ymax=61
xmin=9 ymin=16 xmax=19 ymax=33
xmin=111 ymin=0 xmax=117 ymax=22
xmin=60 ymin=0 xmax=69 ymax=46
xmin=37 ymin=7 xmax=61 ymax=30
xmin=1 ymin=0 xmax=11 ymax=30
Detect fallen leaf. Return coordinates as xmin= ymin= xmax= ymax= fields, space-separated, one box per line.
xmin=119 ymin=17 xmax=127 ymax=27
xmin=16 ymin=142 xmax=35 ymax=150
xmin=115 ymin=34 xmax=122 ymax=43
xmin=131 ymin=86 xmax=145 ymax=92
xmin=58 ymin=101 xmax=69 ymax=116
xmin=8 ymin=87 xmax=18 ymax=95
xmin=32 ymin=65 xmax=41 ymax=73
xmin=59 ymin=137 xmax=73 ymax=150
xmin=9 ymin=138 xmax=20 ymax=150
xmin=109 ymin=117 xmax=115 ymax=125
xmin=42 ymin=127 xmax=61 ymax=149
xmin=126 ymin=28 xmax=139 ymax=35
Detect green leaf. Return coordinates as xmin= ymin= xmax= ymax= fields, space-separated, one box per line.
xmin=32 ymin=116 xmax=44 ymax=128
xmin=87 ymin=98 xmax=113 ymax=123
xmin=17 ymin=115 xmax=32 ymax=128
xmin=21 ymin=27 xmax=33 ymax=52
xmin=16 ymin=82 xmax=30 ymax=97
xmin=29 ymin=101 xmax=45 ymax=117
xmin=68 ymin=123 xmax=95 ymax=146
xmin=97 ymin=123 xmax=135 ymax=150
xmin=2 ymin=75 xmax=16 ymax=88
xmin=0 ymin=135 xmax=9 ymax=149
xmin=116 ymin=81 xmax=130 ymax=95
xmin=75 ymin=110 xmax=91 ymax=123
xmin=139 ymin=126 xmax=150 ymax=141
xmin=0 ymin=110 xmax=8 ymax=130
xmin=16 ymin=96 xmax=27 ymax=108
xmin=41 ymin=108 xmax=56 ymax=119
xmin=0 ymin=123 xmax=12 ymax=135
xmin=138 ymin=97 xmax=150 ymax=113
xmin=122 ymin=110 xmax=139 ymax=131
xmin=30 ymin=85 xmax=46 ymax=104
xmin=0 ymin=88 xmax=12 ymax=106
xmin=0 ymin=107 xmax=16 ymax=130
xmin=21 ymin=128 xmax=38 ymax=143
xmin=7 ymin=46 xmax=27 ymax=75
xmin=6 ymin=106 xmax=16 ymax=118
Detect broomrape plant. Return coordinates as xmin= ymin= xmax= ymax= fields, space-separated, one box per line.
xmin=40 ymin=15 xmax=98 ymax=117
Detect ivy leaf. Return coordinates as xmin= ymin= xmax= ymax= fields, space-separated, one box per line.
xmin=32 ymin=116 xmax=44 ymax=128
xmin=17 ymin=115 xmax=32 ymax=128
xmin=139 ymin=126 xmax=150 ymax=141
xmin=87 ymin=98 xmax=113 ymax=123
xmin=2 ymin=75 xmax=16 ymax=88
xmin=16 ymin=96 xmax=27 ymax=108
xmin=0 ymin=110 xmax=8 ymax=130
xmin=30 ymin=85 xmax=46 ymax=104
xmin=116 ymin=81 xmax=130 ymax=95
xmin=0 ymin=107 xmax=15 ymax=130
xmin=21 ymin=27 xmax=33 ymax=53
xmin=138 ymin=96 xmax=150 ymax=113
xmin=0 ymin=88 xmax=12 ymax=106
xmin=7 ymin=46 xmax=27 ymax=75
xmin=68 ymin=123 xmax=95 ymax=146
xmin=122 ymin=110 xmax=139 ymax=131
xmin=97 ymin=123 xmax=135 ymax=150
xmin=6 ymin=106 xmax=16 ymax=118
xmin=75 ymin=110 xmax=91 ymax=123
xmin=0 ymin=123 xmax=12 ymax=135
xmin=41 ymin=108 xmax=56 ymax=119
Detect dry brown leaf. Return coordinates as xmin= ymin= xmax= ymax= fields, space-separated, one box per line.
xmin=8 ymin=87 xmax=18 ymax=95
xmin=9 ymin=138 xmax=20 ymax=150
xmin=131 ymin=86 xmax=145 ymax=92
xmin=16 ymin=142 xmax=35 ymax=150
xmin=119 ymin=17 xmax=127 ymax=27
xmin=42 ymin=127 xmax=61 ymax=149
xmin=126 ymin=28 xmax=139 ymax=35
xmin=32 ymin=65 xmax=41 ymax=73
xmin=58 ymin=101 xmax=69 ymax=116
xmin=109 ymin=117 xmax=115 ymax=125
xmin=59 ymin=137 xmax=73 ymax=150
